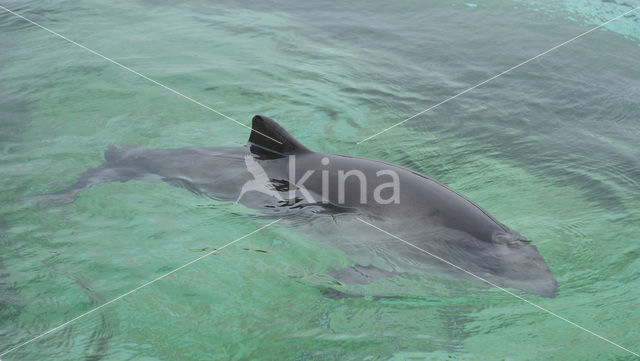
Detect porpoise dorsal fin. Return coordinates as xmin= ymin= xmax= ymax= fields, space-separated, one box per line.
xmin=248 ymin=115 xmax=310 ymax=156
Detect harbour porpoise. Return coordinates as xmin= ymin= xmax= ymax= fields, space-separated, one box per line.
xmin=39 ymin=115 xmax=558 ymax=298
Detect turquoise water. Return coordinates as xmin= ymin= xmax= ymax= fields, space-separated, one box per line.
xmin=1 ymin=0 xmax=640 ymax=360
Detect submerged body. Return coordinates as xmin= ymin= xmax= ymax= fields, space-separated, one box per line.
xmin=41 ymin=115 xmax=558 ymax=297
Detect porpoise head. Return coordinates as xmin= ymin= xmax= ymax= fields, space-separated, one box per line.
xmin=422 ymin=198 xmax=559 ymax=298
xmin=486 ymin=230 xmax=558 ymax=298
xmin=410 ymin=217 xmax=558 ymax=298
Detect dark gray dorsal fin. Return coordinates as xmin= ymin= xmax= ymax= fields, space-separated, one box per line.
xmin=248 ymin=115 xmax=309 ymax=155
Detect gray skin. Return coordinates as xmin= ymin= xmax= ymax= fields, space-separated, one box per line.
xmin=39 ymin=115 xmax=558 ymax=298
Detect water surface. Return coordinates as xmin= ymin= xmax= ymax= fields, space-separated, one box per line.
xmin=1 ymin=0 xmax=639 ymax=359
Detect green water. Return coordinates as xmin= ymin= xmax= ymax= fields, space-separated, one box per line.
xmin=1 ymin=0 xmax=640 ymax=360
